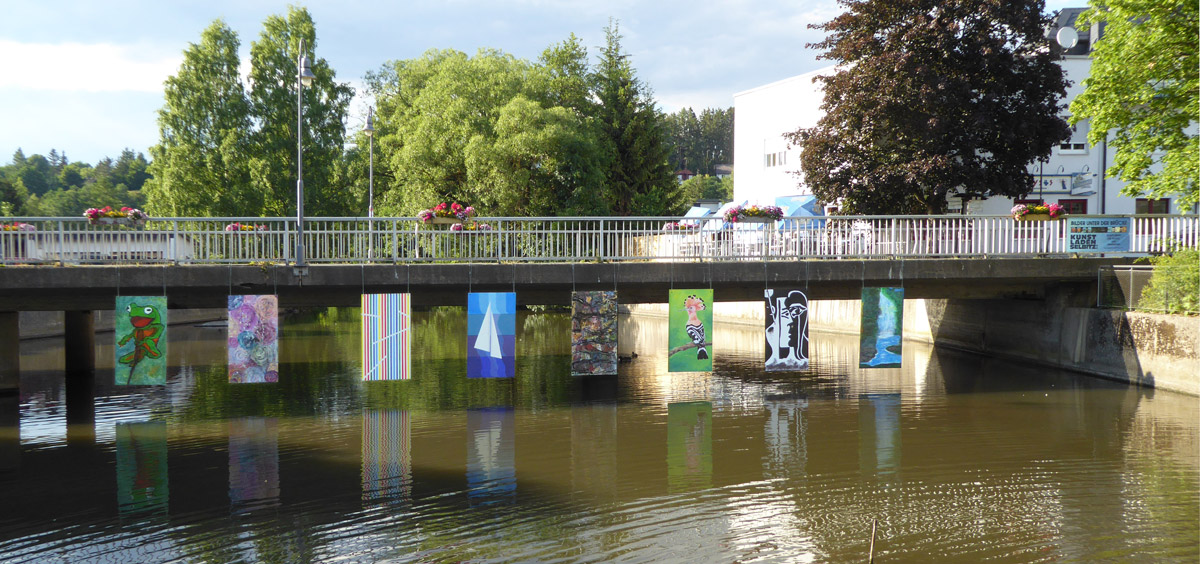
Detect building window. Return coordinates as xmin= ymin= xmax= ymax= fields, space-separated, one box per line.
xmin=1058 ymin=121 xmax=1089 ymax=154
xmin=764 ymin=151 xmax=787 ymax=168
xmin=1135 ymin=198 xmax=1170 ymax=214
xmin=1058 ymin=199 xmax=1087 ymax=214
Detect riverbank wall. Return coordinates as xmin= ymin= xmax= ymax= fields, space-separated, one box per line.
xmin=626 ymin=299 xmax=1199 ymax=395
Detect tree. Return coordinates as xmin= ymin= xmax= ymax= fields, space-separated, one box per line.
xmin=592 ymin=21 xmax=682 ymax=216
xmin=144 ymin=20 xmax=254 ymax=216
xmin=247 ymin=6 xmax=354 ymax=217
xmin=112 ymin=149 xmax=151 ymax=193
xmin=680 ymin=174 xmax=732 ymax=204
xmin=1069 ymin=0 xmax=1199 ymax=212
xmin=789 ymin=0 xmax=1071 ymax=214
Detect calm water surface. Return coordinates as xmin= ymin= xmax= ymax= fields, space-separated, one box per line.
xmin=0 ymin=308 xmax=1197 ymax=563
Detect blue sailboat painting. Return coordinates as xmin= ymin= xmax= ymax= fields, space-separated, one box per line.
xmin=468 ymin=292 xmax=516 ymax=378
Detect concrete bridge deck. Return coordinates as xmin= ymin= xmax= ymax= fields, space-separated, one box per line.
xmin=0 ymin=257 xmax=1133 ymax=310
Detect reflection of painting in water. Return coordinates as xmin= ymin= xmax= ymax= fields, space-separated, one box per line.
xmin=115 ymin=296 xmax=167 ymax=386
xmin=764 ymin=289 xmax=809 ymax=372
xmin=229 ymin=418 xmax=280 ymax=509
xmin=362 ymin=409 xmax=411 ymax=502
xmin=361 ymin=293 xmax=411 ymax=381
xmin=467 ymin=408 xmax=515 ymax=505
xmin=668 ymin=289 xmax=713 ymax=373
xmin=228 ymin=295 xmax=279 ymax=383
xmin=860 ymin=287 xmax=904 ymax=368
xmin=115 ymin=421 xmax=168 ymax=515
xmin=571 ymin=403 xmax=618 ymax=499
xmin=467 ymin=293 xmax=516 ymax=378
xmin=765 ymin=394 xmax=808 ymax=477
xmin=667 ymin=402 xmax=712 ymax=492
xmin=859 ymin=393 xmax=902 ymax=475
xmin=571 ymin=291 xmax=618 ymax=376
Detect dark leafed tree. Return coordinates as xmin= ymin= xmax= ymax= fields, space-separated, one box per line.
xmin=144 ymin=20 xmax=254 ymax=216
xmin=788 ymin=0 xmax=1071 ymax=214
xmin=247 ymin=6 xmax=354 ymax=217
xmin=592 ymin=21 xmax=682 ymax=216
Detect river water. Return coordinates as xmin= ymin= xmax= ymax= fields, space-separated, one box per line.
xmin=0 ymin=309 xmax=1196 ymax=563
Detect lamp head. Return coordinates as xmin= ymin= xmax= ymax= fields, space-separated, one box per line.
xmin=299 ymin=55 xmax=315 ymax=87
xmin=364 ymin=106 xmax=375 ymax=137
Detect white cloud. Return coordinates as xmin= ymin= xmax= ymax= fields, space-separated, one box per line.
xmin=0 ymin=40 xmax=180 ymax=93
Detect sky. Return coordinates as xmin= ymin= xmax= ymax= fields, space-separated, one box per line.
xmin=0 ymin=0 xmax=1084 ymax=165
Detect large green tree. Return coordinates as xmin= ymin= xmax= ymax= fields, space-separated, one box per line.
xmin=1070 ymin=0 xmax=1199 ymax=212
xmin=144 ymin=20 xmax=254 ymax=216
xmin=790 ymin=0 xmax=1071 ymax=214
xmin=247 ymin=6 xmax=355 ymax=217
xmin=666 ymin=107 xmax=733 ymax=176
xmin=592 ymin=22 xmax=681 ymax=216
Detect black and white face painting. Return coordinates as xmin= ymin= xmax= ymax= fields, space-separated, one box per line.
xmin=765 ymin=289 xmax=809 ymax=371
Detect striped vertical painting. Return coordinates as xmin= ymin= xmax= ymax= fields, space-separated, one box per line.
xmin=362 ymin=409 xmax=412 ymax=503
xmin=114 ymin=296 xmax=168 ymax=386
xmin=361 ymin=293 xmax=412 ymax=381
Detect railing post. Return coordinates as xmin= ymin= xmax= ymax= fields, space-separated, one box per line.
xmin=284 ymin=221 xmax=292 ymax=265
xmin=56 ymin=220 xmax=65 ymax=265
xmin=599 ymin=219 xmax=606 ymax=261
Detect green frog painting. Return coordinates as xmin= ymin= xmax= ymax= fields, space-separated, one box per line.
xmin=116 ymin=297 xmax=167 ymax=385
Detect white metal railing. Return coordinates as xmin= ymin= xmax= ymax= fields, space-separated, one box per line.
xmin=0 ymin=214 xmax=1196 ymax=265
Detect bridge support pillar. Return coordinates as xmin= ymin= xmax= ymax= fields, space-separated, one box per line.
xmin=64 ymin=311 xmax=96 ymax=438
xmin=64 ymin=310 xmax=95 ymax=375
xmin=0 ymin=311 xmax=17 ymax=394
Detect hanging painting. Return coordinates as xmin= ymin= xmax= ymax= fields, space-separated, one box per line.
xmin=668 ymin=289 xmax=713 ymax=372
xmin=361 ymin=293 xmax=411 ymax=381
xmin=229 ymin=417 xmax=280 ymax=511
xmin=228 ymin=295 xmax=279 ymax=383
xmin=764 ymin=288 xmax=809 ymax=372
xmin=362 ymin=409 xmax=412 ymax=503
xmin=667 ymin=401 xmax=712 ymax=492
xmin=859 ymin=287 xmax=904 ymax=368
xmin=114 ymin=296 xmax=168 ymax=385
xmin=571 ymin=291 xmax=618 ymax=376
xmin=115 ymin=421 xmax=169 ymax=516
xmin=467 ymin=292 xmax=516 ymax=379
xmin=467 ymin=408 xmax=516 ymax=505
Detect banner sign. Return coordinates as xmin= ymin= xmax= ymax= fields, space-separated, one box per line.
xmin=115 ymin=296 xmax=167 ymax=385
xmin=765 ymin=288 xmax=809 ymax=372
xmin=571 ymin=291 xmax=618 ymax=376
xmin=668 ymin=289 xmax=713 ymax=372
xmin=362 ymin=293 xmax=412 ymax=381
xmin=228 ymin=295 xmax=279 ymax=383
xmin=860 ymin=287 xmax=904 ymax=368
xmin=1066 ymin=217 xmax=1132 ymax=253
xmin=468 ymin=292 xmax=516 ymax=378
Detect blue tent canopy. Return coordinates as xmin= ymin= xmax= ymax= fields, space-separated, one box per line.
xmin=775 ymin=194 xmax=824 ymax=228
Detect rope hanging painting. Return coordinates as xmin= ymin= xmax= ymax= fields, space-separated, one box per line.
xmin=228 ymin=295 xmax=279 ymax=383
xmin=467 ymin=292 xmax=516 ymax=378
xmin=668 ymin=289 xmax=713 ymax=372
xmin=114 ymin=296 xmax=167 ymax=385
xmin=764 ymin=288 xmax=809 ymax=372
xmin=860 ymin=287 xmax=904 ymax=368
xmin=571 ymin=291 xmax=618 ymax=376
xmin=361 ymin=293 xmax=412 ymax=381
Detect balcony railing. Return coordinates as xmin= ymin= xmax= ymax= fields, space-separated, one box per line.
xmin=0 ymin=215 xmax=1196 ymax=265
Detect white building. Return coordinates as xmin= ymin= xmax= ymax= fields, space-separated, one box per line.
xmin=733 ymin=8 xmax=1192 ymax=216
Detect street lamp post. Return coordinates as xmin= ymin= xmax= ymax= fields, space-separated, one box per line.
xmin=363 ymin=106 xmax=375 ymax=260
xmin=364 ymin=106 xmax=375 ymax=218
xmin=295 ymin=38 xmax=316 ymax=271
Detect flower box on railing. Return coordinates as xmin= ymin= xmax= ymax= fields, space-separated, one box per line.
xmin=431 ymin=217 xmax=462 ymax=225
xmin=1015 ymin=214 xmax=1054 ymax=222
xmin=92 ymin=216 xmax=147 ymax=228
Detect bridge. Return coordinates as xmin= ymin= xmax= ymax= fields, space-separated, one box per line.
xmin=1 ymin=214 xmax=1194 ymax=391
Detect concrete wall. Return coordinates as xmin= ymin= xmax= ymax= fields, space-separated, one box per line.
xmin=18 ymin=309 xmax=226 ymax=340
xmin=628 ymin=298 xmax=1199 ymax=395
